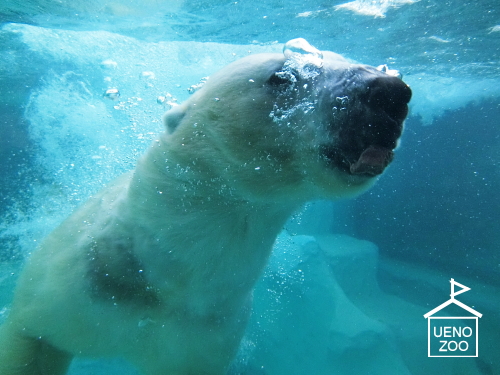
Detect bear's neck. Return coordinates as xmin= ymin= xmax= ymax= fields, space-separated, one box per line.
xmin=123 ymin=136 xmax=301 ymax=316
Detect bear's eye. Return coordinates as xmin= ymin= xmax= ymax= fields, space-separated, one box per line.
xmin=268 ymin=70 xmax=297 ymax=87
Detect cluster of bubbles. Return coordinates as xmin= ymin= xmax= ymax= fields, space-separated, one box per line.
xmin=282 ymin=38 xmax=323 ymax=80
xmin=156 ymin=93 xmax=178 ymax=110
xmin=101 ymin=58 xmax=160 ymax=110
xmin=100 ymin=58 xmax=186 ymax=114
xmin=376 ymin=64 xmax=403 ymax=79
xmin=269 ymin=99 xmax=317 ymax=124
xmin=111 ymin=96 xmax=144 ymax=111
xmin=96 ymin=59 xmax=166 ymax=153
xmin=99 ymin=57 xmax=212 ymax=119
xmin=101 ymin=59 xmax=121 ymax=103
xmin=269 ymin=39 xmax=324 ymax=124
xmin=331 ymin=95 xmax=350 ymax=120
xmin=157 ymin=76 xmax=209 ymax=111
xmin=187 ymin=76 xmax=209 ymax=94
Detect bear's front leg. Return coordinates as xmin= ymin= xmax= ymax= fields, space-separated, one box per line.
xmin=0 ymin=321 xmax=73 ymax=375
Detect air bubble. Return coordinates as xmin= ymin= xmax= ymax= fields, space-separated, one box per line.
xmin=100 ymin=59 xmax=118 ymax=69
xmin=104 ymin=88 xmax=120 ymax=100
xmin=141 ymin=71 xmax=155 ymax=80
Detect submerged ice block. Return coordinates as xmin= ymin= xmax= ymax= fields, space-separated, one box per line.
xmin=237 ymin=232 xmax=411 ymax=375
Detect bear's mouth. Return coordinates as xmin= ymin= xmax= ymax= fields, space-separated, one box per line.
xmin=322 ymin=144 xmax=395 ymax=177
xmin=349 ymin=145 xmax=394 ymax=176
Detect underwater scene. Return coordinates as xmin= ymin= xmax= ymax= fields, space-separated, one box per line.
xmin=0 ymin=0 xmax=499 ymax=374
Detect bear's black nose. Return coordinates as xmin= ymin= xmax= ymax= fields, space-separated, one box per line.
xmin=366 ymin=76 xmax=412 ymax=122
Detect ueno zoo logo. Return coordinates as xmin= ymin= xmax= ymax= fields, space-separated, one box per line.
xmin=424 ymin=279 xmax=482 ymax=357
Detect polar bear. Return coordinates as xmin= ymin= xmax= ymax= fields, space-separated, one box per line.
xmin=0 ymin=39 xmax=411 ymax=375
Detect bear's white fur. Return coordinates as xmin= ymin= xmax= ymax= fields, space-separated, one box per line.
xmin=0 ymin=40 xmax=410 ymax=375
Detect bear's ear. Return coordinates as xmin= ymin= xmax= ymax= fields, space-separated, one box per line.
xmin=162 ymin=105 xmax=186 ymax=134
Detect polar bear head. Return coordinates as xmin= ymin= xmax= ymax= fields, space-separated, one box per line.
xmin=162 ymin=39 xmax=411 ymax=203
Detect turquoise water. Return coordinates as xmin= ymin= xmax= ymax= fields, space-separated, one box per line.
xmin=0 ymin=1 xmax=499 ymax=374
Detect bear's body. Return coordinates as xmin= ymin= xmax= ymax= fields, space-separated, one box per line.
xmin=0 ymin=39 xmax=411 ymax=375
